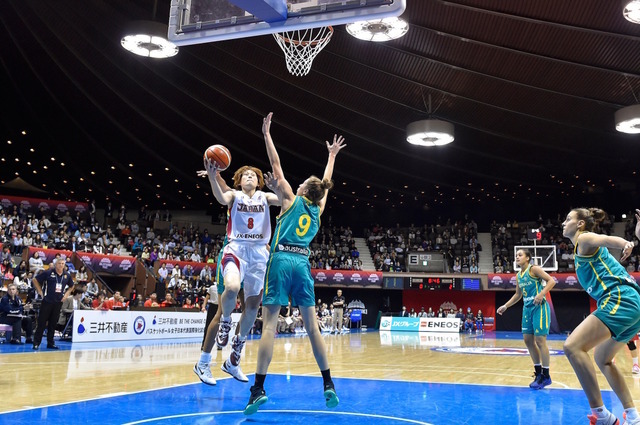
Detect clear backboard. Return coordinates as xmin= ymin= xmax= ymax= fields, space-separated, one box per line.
xmin=168 ymin=0 xmax=406 ymax=46
xmin=513 ymin=245 xmax=558 ymax=272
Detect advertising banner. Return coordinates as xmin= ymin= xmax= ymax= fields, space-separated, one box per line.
xmin=311 ymin=269 xmax=382 ymax=287
xmin=379 ymin=331 xmax=461 ymax=347
xmin=71 ymin=310 xmax=207 ymax=342
xmin=28 ymin=247 xmax=73 ymax=265
xmin=380 ymin=316 xmax=461 ymax=333
xmin=0 ymin=194 xmax=88 ymax=215
xmin=488 ymin=273 xmax=640 ymax=290
xmin=77 ymin=252 xmax=136 ymax=275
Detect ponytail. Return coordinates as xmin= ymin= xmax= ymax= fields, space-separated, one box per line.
xmin=572 ymin=207 xmax=607 ymax=233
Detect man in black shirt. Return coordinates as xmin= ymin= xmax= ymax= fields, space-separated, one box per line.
xmin=32 ymin=258 xmax=75 ymax=350
xmin=331 ymin=289 xmax=345 ymax=334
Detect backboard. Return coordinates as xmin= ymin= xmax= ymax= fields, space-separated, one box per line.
xmin=168 ymin=0 xmax=406 ymax=46
xmin=513 ymin=245 xmax=558 ymax=272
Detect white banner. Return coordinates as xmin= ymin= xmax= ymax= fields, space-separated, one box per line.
xmin=71 ymin=310 xmax=208 ymax=342
xmin=380 ymin=316 xmax=461 ymax=333
xmin=418 ymin=317 xmax=461 ymax=333
xmin=379 ymin=331 xmax=461 ymax=347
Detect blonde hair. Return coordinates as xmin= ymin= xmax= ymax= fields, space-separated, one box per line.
xmin=304 ymin=175 xmax=334 ymax=205
xmin=232 ymin=166 xmax=264 ymax=190
xmin=572 ymin=208 xmax=607 ymax=233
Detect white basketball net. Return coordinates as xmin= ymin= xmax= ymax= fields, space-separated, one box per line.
xmin=273 ymin=26 xmax=333 ymax=77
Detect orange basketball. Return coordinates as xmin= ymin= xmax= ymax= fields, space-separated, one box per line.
xmin=203 ymin=144 xmax=231 ymax=171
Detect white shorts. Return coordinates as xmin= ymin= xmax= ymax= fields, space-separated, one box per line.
xmin=222 ymin=241 xmax=269 ymax=299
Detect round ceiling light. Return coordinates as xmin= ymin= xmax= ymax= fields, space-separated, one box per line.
xmin=346 ymin=17 xmax=409 ymax=42
xmin=615 ymin=104 xmax=640 ymax=134
xmin=623 ymin=0 xmax=640 ymax=23
xmin=121 ymin=21 xmax=179 ymax=58
xmin=406 ymin=120 xmax=455 ymax=146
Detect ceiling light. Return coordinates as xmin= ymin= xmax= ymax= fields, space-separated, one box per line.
xmin=346 ymin=17 xmax=408 ymax=42
xmin=406 ymin=119 xmax=455 ymax=146
xmin=121 ymin=21 xmax=178 ymax=58
xmin=615 ymin=104 xmax=640 ymax=133
xmin=623 ymin=0 xmax=640 ymax=23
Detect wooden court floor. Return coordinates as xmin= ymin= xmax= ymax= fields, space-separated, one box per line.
xmin=1 ymin=330 xmax=640 ymax=423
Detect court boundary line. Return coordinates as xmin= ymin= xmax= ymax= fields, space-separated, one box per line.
xmin=122 ymin=410 xmax=434 ymax=425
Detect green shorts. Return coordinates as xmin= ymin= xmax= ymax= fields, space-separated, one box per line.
xmin=263 ymin=252 xmax=315 ymax=307
xmin=522 ymin=302 xmax=550 ymax=336
xmin=593 ymin=284 xmax=640 ymax=343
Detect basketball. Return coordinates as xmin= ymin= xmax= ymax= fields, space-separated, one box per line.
xmin=203 ymin=144 xmax=231 ymax=171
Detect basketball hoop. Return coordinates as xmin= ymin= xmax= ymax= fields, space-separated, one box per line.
xmin=273 ymin=26 xmax=333 ymax=77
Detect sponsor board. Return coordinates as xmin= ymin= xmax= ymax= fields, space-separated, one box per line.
xmin=72 ymin=310 xmax=234 ymax=342
xmin=488 ymin=273 xmax=640 ymax=290
xmin=311 ymin=269 xmax=382 ymax=287
xmin=379 ymin=331 xmax=461 ymax=347
xmin=380 ymin=316 xmax=461 ymax=333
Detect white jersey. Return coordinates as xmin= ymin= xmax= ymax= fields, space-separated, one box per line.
xmin=226 ymin=189 xmax=271 ymax=245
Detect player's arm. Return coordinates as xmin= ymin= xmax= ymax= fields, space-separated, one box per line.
xmin=201 ymin=294 xmax=209 ymax=312
xmin=204 ymin=159 xmax=234 ymax=207
xmin=262 ymin=113 xmax=294 ymax=204
xmin=318 ymin=135 xmax=346 ymax=214
xmin=577 ymin=232 xmax=634 ymax=261
xmin=497 ymin=284 xmax=522 ymax=315
xmin=530 ymin=266 xmax=555 ymax=305
xmin=635 ymin=209 xmax=640 ymax=241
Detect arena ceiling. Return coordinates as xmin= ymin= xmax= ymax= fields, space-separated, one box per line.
xmin=1 ymin=0 xmax=639 ymax=225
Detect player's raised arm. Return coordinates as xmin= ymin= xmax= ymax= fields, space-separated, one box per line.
xmin=262 ymin=113 xmax=294 ymax=204
xmin=204 ymin=159 xmax=234 ymax=207
xmin=318 ymin=134 xmax=346 ymax=213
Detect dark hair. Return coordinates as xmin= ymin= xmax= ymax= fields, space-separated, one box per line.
xmin=304 ymin=175 xmax=334 ymax=205
xmin=572 ymin=208 xmax=607 ymax=233
xmin=517 ymin=248 xmax=532 ymax=261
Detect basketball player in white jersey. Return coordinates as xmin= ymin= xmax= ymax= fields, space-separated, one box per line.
xmin=194 ymin=160 xmax=279 ymax=385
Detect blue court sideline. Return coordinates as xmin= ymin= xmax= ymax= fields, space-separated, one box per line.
xmin=0 ymin=373 xmax=625 ymax=424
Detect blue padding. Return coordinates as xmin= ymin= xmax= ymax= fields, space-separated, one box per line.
xmin=228 ymin=0 xmax=287 ymax=23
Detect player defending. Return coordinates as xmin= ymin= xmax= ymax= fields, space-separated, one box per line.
xmin=497 ymin=249 xmax=556 ymax=389
xmin=244 ymin=112 xmax=346 ymax=415
xmin=194 ymin=160 xmax=278 ymax=385
xmin=562 ymin=208 xmax=640 ymax=425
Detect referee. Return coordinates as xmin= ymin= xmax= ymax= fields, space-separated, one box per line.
xmin=331 ymin=289 xmax=345 ymax=334
xmin=32 ymin=258 xmax=75 ymax=350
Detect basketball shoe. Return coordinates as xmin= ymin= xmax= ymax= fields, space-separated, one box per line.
xmin=324 ymin=382 xmax=339 ymax=408
xmin=215 ymin=318 xmax=231 ymax=347
xmin=221 ymin=335 xmax=248 ymax=382
xmin=529 ymin=373 xmax=540 ymax=389
xmin=632 ymin=364 xmax=640 ymax=375
xmin=624 ymin=411 xmax=640 ymax=425
xmin=588 ymin=412 xmax=620 ymax=425
xmin=243 ymin=385 xmax=268 ymax=415
xmin=531 ymin=374 xmax=552 ymax=390
xmin=193 ymin=362 xmax=216 ymax=386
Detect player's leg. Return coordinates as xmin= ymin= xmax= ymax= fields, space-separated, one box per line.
xmin=299 ymin=305 xmax=338 ymax=408
xmin=244 ymin=303 xmax=279 ymax=416
xmin=564 ymin=315 xmax=619 ymax=424
xmin=216 ymin=259 xmax=241 ymax=348
xmin=532 ymin=303 xmax=552 ymax=389
xmin=195 ymin=299 xmax=223 ymax=386
xmin=221 ymin=293 xmax=261 ymax=383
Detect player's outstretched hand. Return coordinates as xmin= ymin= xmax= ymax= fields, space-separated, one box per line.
xmin=264 ymin=171 xmax=279 ymax=191
xmin=326 ymin=135 xmax=346 ymax=157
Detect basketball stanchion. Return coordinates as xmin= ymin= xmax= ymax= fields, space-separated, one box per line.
xmin=273 ymin=26 xmax=333 ymax=76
